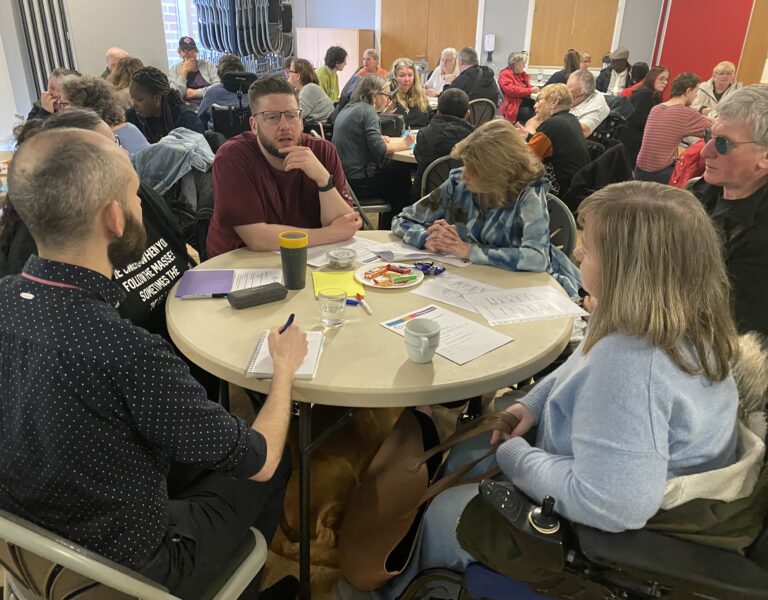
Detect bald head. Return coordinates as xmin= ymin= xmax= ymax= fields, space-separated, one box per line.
xmin=105 ymin=47 xmax=129 ymax=70
xmin=9 ymin=128 xmax=133 ymax=250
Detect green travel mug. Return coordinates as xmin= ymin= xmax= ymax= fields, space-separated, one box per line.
xmin=279 ymin=231 xmax=308 ymax=290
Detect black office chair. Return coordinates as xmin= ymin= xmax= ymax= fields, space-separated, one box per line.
xmin=211 ymin=71 xmax=259 ymax=139
xmin=421 ymin=156 xmax=463 ymax=197
xmin=467 ymin=99 xmax=497 ymax=128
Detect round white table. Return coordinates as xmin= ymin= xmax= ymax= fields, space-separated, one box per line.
xmin=166 ymin=230 xmax=572 ymax=599
xmin=166 ymin=231 xmax=572 ymax=408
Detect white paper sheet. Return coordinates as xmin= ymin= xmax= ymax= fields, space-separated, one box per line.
xmin=412 ymin=273 xmax=501 ymax=313
xmin=380 ymin=304 xmax=513 ymax=365
xmin=231 ymin=269 xmax=283 ymax=291
xmin=467 ymin=285 xmax=588 ymax=326
xmin=373 ymin=240 xmax=471 ymax=268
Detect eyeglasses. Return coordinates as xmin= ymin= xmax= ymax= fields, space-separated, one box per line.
xmin=393 ymin=59 xmax=415 ymax=69
xmin=703 ymin=128 xmax=758 ymax=155
xmin=254 ymin=109 xmax=303 ymax=125
xmin=287 ymin=70 xmax=298 ymax=74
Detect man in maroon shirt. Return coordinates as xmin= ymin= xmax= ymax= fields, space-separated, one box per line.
xmin=206 ymin=76 xmax=361 ymax=257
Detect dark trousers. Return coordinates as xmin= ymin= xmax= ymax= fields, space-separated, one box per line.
xmin=350 ymin=160 xmax=413 ymax=230
xmin=137 ymin=449 xmax=291 ymax=599
xmin=634 ymin=162 xmax=675 ymax=184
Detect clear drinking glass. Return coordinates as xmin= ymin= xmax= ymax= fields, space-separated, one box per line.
xmin=318 ymin=288 xmax=347 ymax=327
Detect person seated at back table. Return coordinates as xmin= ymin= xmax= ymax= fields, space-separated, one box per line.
xmin=0 ymin=127 xmax=308 ymax=598
xmin=108 ymin=56 xmax=145 ymax=111
xmin=619 ymin=61 xmax=650 ymax=98
xmin=332 ymin=74 xmax=415 ymax=230
xmin=206 ymin=76 xmax=361 ymax=256
xmin=412 ymin=88 xmax=474 ymax=200
xmin=690 ymin=84 xmax=768 ymax=337
xmin=635 ymin=72 xmax=712 ymax=184
xmin=543 ymin=49 xmax=580 ymax=87
xmin=287 ymin=58 xmax=335 ymax=123
xmin=567 ymin=69 xmax=610 ymax=137
xmin=692 ymin=61 xmax=742 ymax=117
xmin=620 ymin=66 xmax=670 ymax=167
xmin=356 ymin=48 xmax=388 ymax=78
xmin=371 ymin=181 xmax=740 ymax=600
xmin=168 ymin=36 xmax=220 ymax=107
xmin=518 ymin=83 xmax=589 ymax=197
xmin=315 ymin=45 xmax=348 ymax=103
xmin=498 ymin=51 xmax=538 ymax=124
xmin=423 ymin=47 xmax=459 ymax=98
xmin=596 ymin=46 xmax=634 ymax=95
xmin=126 ymin=66 xmax=205 ymax=143
xmin=26 ymin=67 xmax=79 ymax=120
xmin=382 ymin=57 xmax=432 ymax=128
xmin=196 ymin=54 xmax=248 ymax=130
xmin=60 ymin=74 xmax=149 ymax=154
xmin=447 ymin=46 xmax=500 ymax=105
xmin=102 ymin=46 xmax=129 ymax=79
xmin=392 ymin=119 xmax=581 ymax=298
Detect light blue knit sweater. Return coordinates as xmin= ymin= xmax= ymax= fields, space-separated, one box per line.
xmin=496 ymin=332 xmax=739 ymax=532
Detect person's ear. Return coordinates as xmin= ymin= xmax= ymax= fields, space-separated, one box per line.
xmin=103 ymin=201 xmax=125 ymax=239
xmin=249 ymin=115 xmax=257 ymax=134
xmin=464 ymin=110 xmax=470 ymax=120
xmin=757 ymin=149 xmax=768 ymax=171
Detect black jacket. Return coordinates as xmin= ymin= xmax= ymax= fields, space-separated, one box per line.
xmin=691 ymin=178 xmax=768 ymax=337
xmin=619 ymin=88 xmax=661 ymax=166
xmin=596 ymin=67 xmax=635 ymax=94
xmin=26 ymin=102 xmax=54 ymax=121
xmin=562 ymin=143 xmax=633 ymax=211
xmin=448 ymin=65 xmax=500 ymax=104
xmin=412 ymin=114 xmax=474 ymax=199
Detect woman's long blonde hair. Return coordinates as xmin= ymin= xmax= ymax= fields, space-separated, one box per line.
xmin=451 ymin=120 xmax=544 ymax=208
xmin=107 ymin=57 xmax=144 ymax=91
xmin=578 ymin=181 xmax=738 ymax=381
xmin=390 ymin=57 xmax=429 ymax=113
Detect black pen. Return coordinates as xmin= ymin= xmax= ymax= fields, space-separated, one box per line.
xmin=278 ymin=313 xmax=295 ymax=334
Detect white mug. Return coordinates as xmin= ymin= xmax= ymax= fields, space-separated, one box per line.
xmin=404 ymin=318 xmax=441 ymax=363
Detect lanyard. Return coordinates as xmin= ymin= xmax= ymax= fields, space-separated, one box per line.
xmin=21 ymin=272 xmax=87 ymax=293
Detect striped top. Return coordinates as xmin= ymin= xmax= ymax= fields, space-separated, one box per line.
xmin=636 ymin=103 xmax=710 ymax=171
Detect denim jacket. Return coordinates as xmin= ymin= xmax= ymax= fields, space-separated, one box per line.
xmin=391 ymin=169 xmax=581 ymax=297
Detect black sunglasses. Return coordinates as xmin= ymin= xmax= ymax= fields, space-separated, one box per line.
xmin=703 ymin=128 xmax=757 ymax=155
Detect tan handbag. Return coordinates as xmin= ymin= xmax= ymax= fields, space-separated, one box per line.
xmin=338 ymin=408 xmax=519 ymax=591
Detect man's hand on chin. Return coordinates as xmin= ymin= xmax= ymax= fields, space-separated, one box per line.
xmin=279 ymin=145 xmax=329 ymax=185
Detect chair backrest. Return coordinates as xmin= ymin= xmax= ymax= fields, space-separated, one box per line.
xmin=0 ymin=508 xmax=175 ymax=599
xmin=345 ymin=185 xmax=389 ymax=231
xmin=547 ymin=193 xmax=577 ymax=258
xmin=468 ymin=98 xmax=497 ymax=128
xmin=211 ymin=105 xmax=252 ymax=139
xmin=421 ymin=156 xmax=463 ymax=197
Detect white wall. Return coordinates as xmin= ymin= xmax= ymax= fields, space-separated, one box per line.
xmin=0 ymin=1 xmax=35 ymax=145
xmin=0 ymin=33 xmax=18 ymax=145
xmin=63 ymin=0 xmax=168 ymax=76
xmin=293 ymin=0 xmax=376 ymax=29
xmin=617 ymin=0 xmax=664 ymax=65
xmin=480 ymin=0 xmax=531 ymax=73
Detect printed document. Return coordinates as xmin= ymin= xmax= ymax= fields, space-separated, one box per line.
xmin=467 ymin=285 xmax=587 ymax=326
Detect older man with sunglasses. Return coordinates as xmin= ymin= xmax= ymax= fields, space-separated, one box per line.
xmin=206 ymin=76 xmax=361 ymax=257
xmin=690 ymin=84 xmax=768 ymax=337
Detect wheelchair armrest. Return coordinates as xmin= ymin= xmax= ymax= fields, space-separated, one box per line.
xmin=576 ymin=525 xmax=768 ymax=599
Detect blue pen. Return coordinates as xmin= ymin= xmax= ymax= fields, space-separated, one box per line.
xmin=278 ymin=313 xmax=295 ymax=334
xmin=346 ymin=299 xmax=360 ymax=306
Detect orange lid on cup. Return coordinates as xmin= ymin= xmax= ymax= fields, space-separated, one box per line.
xmin=279 ymin=231 xmax=308 ymax=249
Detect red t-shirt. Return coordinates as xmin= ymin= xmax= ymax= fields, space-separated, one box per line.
xmin=206 ymin=132 xmax=350 ymax=257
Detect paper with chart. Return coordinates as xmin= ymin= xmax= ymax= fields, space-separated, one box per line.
xmin=231 ymin=269 xmax=283 ymax=291
xmin=467 ymin=285 xmax=588 ymax=326
xmin=305 ymin=237 xmax=385 ymax=267
xmin=380 ymin=304 xmax=513 ymax=365
xmin=372 ymin=241 xmax=471 ymax=268
xmin=412 ymin=272 xmax=501 ymax=313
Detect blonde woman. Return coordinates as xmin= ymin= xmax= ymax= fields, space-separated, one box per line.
xmin=376 ymin=182 xmax=740 ymax=599
xmin=392 ymin=119 xmax=580 ymax=296
xmin=423 ymin=47 xmax=459 ymax=97
xmin=108 ymin=56 xmax=144 ymax=110
xmin=385 ymin=57 xmax=431 ymax=127
xmin=692 ymin=61 xmax=742 ymax=116
xmin=521 ymin=83 xmax=589 ymax=195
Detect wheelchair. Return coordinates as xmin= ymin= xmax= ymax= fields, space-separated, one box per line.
xmin=401 ymin=479 xmax=768 ymax=600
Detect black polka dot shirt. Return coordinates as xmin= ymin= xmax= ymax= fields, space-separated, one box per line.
xmin=0 ymin=256 xmax=267 ymax=567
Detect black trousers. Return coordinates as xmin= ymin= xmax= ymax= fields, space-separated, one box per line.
xmin=350 ymin=161 xmax=413 ymax=230
xmin=137 ymin=449 xmax=291 ymax=599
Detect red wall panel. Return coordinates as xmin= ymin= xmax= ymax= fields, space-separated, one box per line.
xmin=657 ymin=0 xmax=753 ymax=83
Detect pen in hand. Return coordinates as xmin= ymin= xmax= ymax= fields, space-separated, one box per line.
xmin=278 ymin=313 xmax=295 ymax=334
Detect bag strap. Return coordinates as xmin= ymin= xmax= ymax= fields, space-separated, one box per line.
xmin=406 ymin=411 xmax=519 ymax=474
xmin=419 ymin=448 xmax=501 ymax=505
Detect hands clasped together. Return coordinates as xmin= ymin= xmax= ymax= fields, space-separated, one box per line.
xmin=424 ymin=219 xmax=471 ymax=259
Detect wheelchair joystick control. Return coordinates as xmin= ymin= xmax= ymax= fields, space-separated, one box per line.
xmin=528 ymin=495 xmax=560 ymax=534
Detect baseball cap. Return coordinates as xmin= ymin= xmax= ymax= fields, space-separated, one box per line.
xmin=610 ymin=47 xmax=629 ymax=61
xmin=179 ymin=36 xmax=197 ymax=51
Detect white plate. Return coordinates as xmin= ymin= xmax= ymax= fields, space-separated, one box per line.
xmin=354 ymin=262 xmax=425 ymax=289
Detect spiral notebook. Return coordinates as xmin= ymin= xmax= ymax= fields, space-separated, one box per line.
xmin=245 ymin=331 xmax=325 ymax=379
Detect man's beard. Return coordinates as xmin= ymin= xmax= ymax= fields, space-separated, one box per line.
xmin=257 ymin=124 xmax=298 ymax=160
xmin=108 ymin=210 xmax=147 ymax=271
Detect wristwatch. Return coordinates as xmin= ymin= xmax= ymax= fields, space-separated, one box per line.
xmin=317 ymin=175 xmax=334 ymax=192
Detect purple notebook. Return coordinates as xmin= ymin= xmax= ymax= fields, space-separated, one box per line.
xmin=175 ymin=270 xmax=235 ymax=298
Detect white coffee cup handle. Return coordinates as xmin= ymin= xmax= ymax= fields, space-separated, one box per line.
xmin=420 ymin=336 xmax=428 ymax=354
